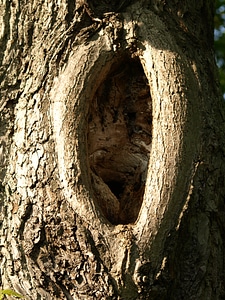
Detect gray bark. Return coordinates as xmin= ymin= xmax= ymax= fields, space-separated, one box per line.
xmin=0 ymin=0 xmax=225 ymax=299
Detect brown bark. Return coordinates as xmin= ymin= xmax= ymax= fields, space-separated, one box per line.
xmin=0 ymin=0 xmax=225 ymax=299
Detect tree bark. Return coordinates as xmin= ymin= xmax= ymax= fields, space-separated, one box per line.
xmin=0 ymin=0 xmax=225 ymax=299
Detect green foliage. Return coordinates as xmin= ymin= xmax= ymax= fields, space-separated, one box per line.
xmin=0 ymin=289 xmax=24 ymax=300
xmin=214 ymin=0 xmax=225 ymax=97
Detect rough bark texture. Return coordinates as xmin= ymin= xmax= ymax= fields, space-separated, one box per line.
xmin=0 ymin=0 xmax=225 ymax=299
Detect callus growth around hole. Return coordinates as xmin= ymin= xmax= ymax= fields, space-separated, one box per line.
xmin=88 ymin=56 xmax=152 ymax=225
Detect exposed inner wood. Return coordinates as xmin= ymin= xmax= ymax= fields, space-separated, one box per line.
xmin=88 ymin=56 xmax=152 ymax=224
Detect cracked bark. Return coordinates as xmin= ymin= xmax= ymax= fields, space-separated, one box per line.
xmin=0 ymin=0 xmax=225 ymax=299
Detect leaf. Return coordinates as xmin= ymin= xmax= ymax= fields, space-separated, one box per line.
xmin=0 ymin=289 xmax=24 ymax=299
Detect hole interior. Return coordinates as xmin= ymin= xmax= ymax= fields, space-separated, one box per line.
xmin=87 ymin=55 xmax=152 ymax=225
xmin=105 ymin=180 xmax=125 ymax=199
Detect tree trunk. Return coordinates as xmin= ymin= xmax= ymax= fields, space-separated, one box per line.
xmin=0 ymin=0 xmax=225 ymax=299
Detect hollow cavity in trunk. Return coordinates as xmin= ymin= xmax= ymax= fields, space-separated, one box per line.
xmin=88 ymin=56 xmax=152 ymax=225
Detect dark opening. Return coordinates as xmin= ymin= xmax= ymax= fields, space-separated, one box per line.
xmin=106 ymin=180 xmax=125 ymax=199
xmin=88 ymin=55 xmax=152 ymax=225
